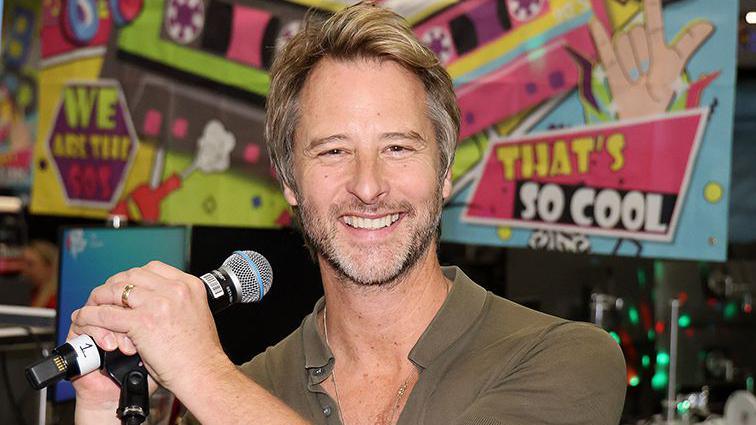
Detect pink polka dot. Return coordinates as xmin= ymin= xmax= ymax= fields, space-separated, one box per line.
xmin=244 ymin=143 xmax=261 ymax=164
xmin=142 ymin=109 xmax=162 ymax=137
xmin=171 ymin=118 xmax=188 ymax=139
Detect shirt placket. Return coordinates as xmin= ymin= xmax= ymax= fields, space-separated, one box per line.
xmin=307 ymin=361 xmax=343 ymax=425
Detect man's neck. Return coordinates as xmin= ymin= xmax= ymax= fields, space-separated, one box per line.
xmin=318 ymin=249 xmax=450 ymax=368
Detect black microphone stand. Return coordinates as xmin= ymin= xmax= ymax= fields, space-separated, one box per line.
xmin=104 ymin=351 xmax=150 ymax=425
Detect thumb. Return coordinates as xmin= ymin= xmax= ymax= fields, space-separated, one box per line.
xmin=671 ymin=20 xmax=714 ymax=65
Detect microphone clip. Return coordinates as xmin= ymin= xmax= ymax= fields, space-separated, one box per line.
xmin=105 ymin=352 xmax=150 ymax=425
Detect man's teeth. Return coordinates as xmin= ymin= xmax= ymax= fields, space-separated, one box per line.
xmin=344 ymin=214 xmax=400 ymax=229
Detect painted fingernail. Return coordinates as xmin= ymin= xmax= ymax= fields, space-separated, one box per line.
xmin=640 ymin=60 xmax=650 ymax=73
xmin=629 ymin=67 xmax=639 ymax=81
xmin=103 ymin=334 xmax=117 ymax=350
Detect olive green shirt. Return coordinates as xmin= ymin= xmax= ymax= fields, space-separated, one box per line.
xmin=185 ymin=267 xmax=626 ymax=424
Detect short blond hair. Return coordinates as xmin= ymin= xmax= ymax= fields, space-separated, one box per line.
xmin=265 ymin=2 xmax=460 ymax=193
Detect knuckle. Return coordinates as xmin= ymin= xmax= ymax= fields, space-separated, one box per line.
xmin=174 ymin=284 xmax=191 ymax=300
xmin=146 ymin=260 xmax=165 ymax=270
xmin=125 ymin=267 xmax=141 ymax=280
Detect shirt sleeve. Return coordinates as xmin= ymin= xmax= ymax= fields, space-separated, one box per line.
xmin=453 ymin=322 xmax=627 ymax=425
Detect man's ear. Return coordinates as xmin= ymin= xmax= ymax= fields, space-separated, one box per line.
xmin=442 ymin=168 xmax=452 ymax=200
xmin=283 ymin=183 xmax=299 ymax=207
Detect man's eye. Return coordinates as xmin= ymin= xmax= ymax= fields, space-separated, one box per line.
xmin=388 ymin=145 xmax=408 ymax=153
xmin=321 ymin=149 xmax=343 ymax=156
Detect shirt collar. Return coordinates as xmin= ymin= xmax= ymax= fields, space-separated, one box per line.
xmin=408 ymin=266 xmax=487 ymax=368
xmin=300 ymin=266 xmax=488 ymax=374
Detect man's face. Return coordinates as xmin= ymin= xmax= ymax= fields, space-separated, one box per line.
xmin=284 ymin=58 xmax=451 ymax=286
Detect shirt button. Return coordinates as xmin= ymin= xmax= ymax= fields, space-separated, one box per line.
xmin=323 ymin=406 xmax=332 ymax=416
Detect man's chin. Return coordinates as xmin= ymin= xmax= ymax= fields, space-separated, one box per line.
xmin=325 ymin=245 xmax=430 ymax=287
xmin=329 ymin=257 xmax=407 ymax=287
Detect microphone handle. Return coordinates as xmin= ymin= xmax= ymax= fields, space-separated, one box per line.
xmin=200 ymin=266 xmax=242 ymax=313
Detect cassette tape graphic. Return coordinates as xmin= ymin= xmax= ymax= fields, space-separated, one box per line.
xmin=116 ymin=0 xmax=310 ymax=99
xmin=160 ymin=0 xmax=306 ymax=70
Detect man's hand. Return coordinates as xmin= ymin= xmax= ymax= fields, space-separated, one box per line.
xmin=70 ymin=261 xmax=228 ymax=395
xmin=589 ymin=0 xmax=713 ymax=119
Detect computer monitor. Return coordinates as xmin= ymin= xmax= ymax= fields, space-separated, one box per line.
xmin=54 ymin=226 xmax=189 ymax=403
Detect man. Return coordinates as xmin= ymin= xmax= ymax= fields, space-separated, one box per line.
xmin=70 ymin=3 xmax=627 ymax=424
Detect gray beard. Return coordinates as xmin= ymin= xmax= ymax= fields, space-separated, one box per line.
xmin=296 ymin=192 xmax=443 ymax=287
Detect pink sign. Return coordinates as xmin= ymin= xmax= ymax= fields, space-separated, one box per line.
xmin=463 ymin=109 xmax=709 ymax=241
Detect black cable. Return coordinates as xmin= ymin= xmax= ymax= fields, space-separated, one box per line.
xmin=1 ymin=351 xmax=30 ymax=425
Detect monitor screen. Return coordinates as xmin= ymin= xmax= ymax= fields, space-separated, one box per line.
xmin=54 ymin=226 xmax=189 ymax=403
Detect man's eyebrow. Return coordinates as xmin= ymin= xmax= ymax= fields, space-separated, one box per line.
xmin=381 ymin=131 xmax=427 ymax=143
xmin=307 ymin=134 xmax=349 ymax=148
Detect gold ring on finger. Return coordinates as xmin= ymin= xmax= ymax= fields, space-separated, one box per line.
xmin=121 ymin=284 xmax=136 ymax=308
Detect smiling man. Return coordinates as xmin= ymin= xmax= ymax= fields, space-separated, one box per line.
xmin=70 ymin=3 xmax=627 ymax=425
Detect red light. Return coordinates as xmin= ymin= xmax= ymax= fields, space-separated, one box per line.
xmin=655 ymin=321 xmax=665 ymax=334
xmin=707 ymin=298 xmax=719 ymax=307
xmin=678 ymin=291 xmax=689 ymax=306
xmin=685 ymin=329 xmax=695 ymax=337
xmin=745 ymin=304 xmax=752 ymax=314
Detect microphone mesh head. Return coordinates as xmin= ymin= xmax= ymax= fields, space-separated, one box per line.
xmin=222 ymin=250 xmax=273 ymax=303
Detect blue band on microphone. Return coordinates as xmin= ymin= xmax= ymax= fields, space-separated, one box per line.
xmin=234 ymin=250 xmax=264 ymax=299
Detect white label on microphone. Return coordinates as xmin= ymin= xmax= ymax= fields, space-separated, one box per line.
xmin=201 ymin=272 xmax=224 ymax=299
xmin=70 ymin=335 xmax=101 ymax=374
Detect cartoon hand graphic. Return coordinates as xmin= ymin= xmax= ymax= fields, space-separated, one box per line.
xmin=589 ymin=0 xmax=713 ymax=119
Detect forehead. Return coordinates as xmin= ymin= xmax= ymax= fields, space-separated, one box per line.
xmin=295 ymin=58 xmax=432 ymax=142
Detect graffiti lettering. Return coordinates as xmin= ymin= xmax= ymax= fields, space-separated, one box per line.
xmin=67 ymin=163 xmax=113 ymax=201
xmin=51 ymin=133 xmax=131 ymax=160
xmin=63 ymin=86 xmax=118 ymax=129
xmin=496 ymin=132 xmax=626 ymax=181
xmin=517 ymin=182 xmax=671 ymax=233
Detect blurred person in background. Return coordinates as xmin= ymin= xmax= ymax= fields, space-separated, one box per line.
xmin=22 ymin=240 xmax=58 ymax=309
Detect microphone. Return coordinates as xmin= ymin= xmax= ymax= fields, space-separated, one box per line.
xmin=25 ymin=250 xmax=273 ymax=390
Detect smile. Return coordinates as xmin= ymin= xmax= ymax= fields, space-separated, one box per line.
xmin=343 ymin=214 xmax=401 ymax=230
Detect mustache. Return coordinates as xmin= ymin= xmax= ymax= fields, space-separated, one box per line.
xmin=329 ymin=199 xmax=415 ymax=217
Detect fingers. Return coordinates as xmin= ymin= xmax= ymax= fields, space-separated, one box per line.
xmin=116 ymin=333 xmax=138 ymax=355
xmin=67 ymin=320 xmax=118 ymax=351
xmin=69 ymin=309 xmax=139 ymax=354
xmin=74 ymin=304 xmax=135 ymax=334
xmin=615 ymin=32 xmax=639 ymax=83
xmin=589 ymin=19 xmax=630 ymax=92
xmin=629 ymin=25 xmax=650 ymax=75
xmin=644 ymin=0 xmax=665 ymax=47
xmin=672 ymin=20 xmax=714 ymax=63
xmin=87 ymin=267 xmax=166 ymax=308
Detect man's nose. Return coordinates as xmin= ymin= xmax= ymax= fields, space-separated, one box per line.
xmin=346 ymin=153 xmax=388 ymax=204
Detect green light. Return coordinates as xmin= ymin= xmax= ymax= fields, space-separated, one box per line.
xmin=654 ymin=260 xmax=665 ymax=283
xmin=642 ymin=355 xmax=651 ymax=368
xmin=609 ymin=331 xmax=621 ymax=345
xmin=657 ymin=352 xmax=670 ymax=366
xmin=637 ymin=268 xmax=647 ymax=287
xmin=678 ymin=314 xmax=691 ymax=328
xmin=647 ymin=330 xmax=655 ymax=341
xmin=747 ymin=376 xmax=754 ymax=393
xmin=629 ymin=376 xmax=640 ymax=387
xmin=724 ymin=302 xmax=738 ymax=319
xmin=628 ymin=307 xmax=640 ymax=325
xmin=677 ymin=400 xmax=691 ymax=414
xmin=651 ymin=372 xmax=668 ymax=390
